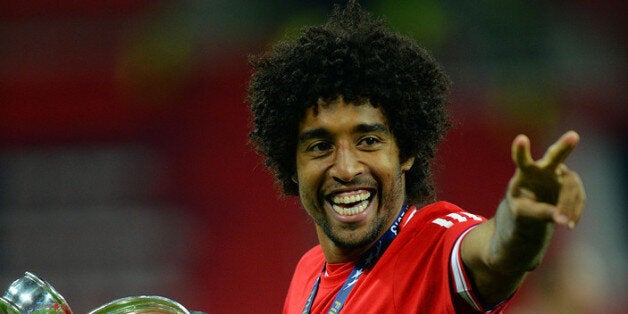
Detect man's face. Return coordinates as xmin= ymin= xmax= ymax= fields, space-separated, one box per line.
xmin=295 ymin=97 xmax=414 ymax=252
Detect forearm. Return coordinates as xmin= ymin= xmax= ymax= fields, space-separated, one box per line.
xmin=487 ymin=197 xmax=555 ymax=273
xmin=461 ymin=198 xmax=555 ymax=307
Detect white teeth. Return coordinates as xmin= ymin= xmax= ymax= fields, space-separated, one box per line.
xmin=330 ymin=191 xmax=371 ymax=216
xmin=332 ymin=200 xmax=369 ymax=216
xmin=332 ymin=191 xmax=371 ymax=204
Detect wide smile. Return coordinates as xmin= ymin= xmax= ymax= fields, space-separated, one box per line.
xmin=327 ymin=189 xmax=374 ymax=217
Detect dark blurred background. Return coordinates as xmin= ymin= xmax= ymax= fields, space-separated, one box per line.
xmin=0 ymin=1 xmax=625 ymax=313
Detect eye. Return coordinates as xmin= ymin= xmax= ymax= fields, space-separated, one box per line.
xmin=308 ymin=141 xmax=333 ymax=152
xmin=358 ymin=136 xmax=381 ymax=146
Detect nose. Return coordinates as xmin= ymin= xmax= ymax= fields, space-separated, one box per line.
xmin=330 ymin=145 xmax=363 ymax=183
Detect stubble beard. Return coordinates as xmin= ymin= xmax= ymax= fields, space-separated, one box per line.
xmin=318 ymin=210 xmax=389 ymax=250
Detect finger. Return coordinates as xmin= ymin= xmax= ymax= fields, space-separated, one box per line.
xmin=554 ymin=169 xmax=586 ymax=229
xmin=510 ymin=194 xmax=557 ymax=222
xmin=541 ymin=131 xmax=580 ymax=169
xmin=512 ymin=134 xmax=533 ymax=169
xmin=555 ymin=163 xmax=567 ymax=177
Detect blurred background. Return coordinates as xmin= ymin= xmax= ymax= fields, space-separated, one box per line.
xmin=0 ymin=0 xmax=625 ymax=313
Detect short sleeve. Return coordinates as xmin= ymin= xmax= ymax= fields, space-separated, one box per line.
xmin=450 ymin=226 xmax=514 ymax=313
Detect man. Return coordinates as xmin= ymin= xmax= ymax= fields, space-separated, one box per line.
xmin=247 ymin=2 xmax=585 ymax=313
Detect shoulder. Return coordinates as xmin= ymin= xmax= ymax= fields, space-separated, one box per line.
xmin=395 ymin=201 xmax=486 ymax=260
xmin=293 ymin=245 xmax=325 ymax=277
xmin=370 ymin=202 xmax=487 ymax=312
xmin=403 ymin=201 xmax=486 ymax=233
xmin=284 ymin=246 xmax=325 ymax=313
xmin=299 ymin=245 xmax=324 ymax=263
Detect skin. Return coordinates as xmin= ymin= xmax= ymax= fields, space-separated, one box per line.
xmin=293 ymin=96 xmax=586 ymax=308
xmin=295 ymin=97 xmax=414 ymax=264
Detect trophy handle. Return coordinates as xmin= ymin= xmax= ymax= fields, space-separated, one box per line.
xmin=1 ymin=272 xmax=71 ymax=314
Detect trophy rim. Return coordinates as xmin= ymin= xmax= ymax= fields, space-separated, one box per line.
xmin=87 ymin=295 xmax=190 ymax=314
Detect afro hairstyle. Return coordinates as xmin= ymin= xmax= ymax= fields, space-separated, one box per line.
xmin=247 ymin=1 xmax=450 ymax=204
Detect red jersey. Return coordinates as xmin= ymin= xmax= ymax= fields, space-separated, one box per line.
xmin=283 ymin=201 xmax=511 ymax=313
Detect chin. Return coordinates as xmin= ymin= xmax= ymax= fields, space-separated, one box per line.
xmin=326 ymin=219 xmax=385 ymax=250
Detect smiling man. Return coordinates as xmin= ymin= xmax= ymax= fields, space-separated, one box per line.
xmin=247 ymin=2 xmax=585 ymax=313
xmin=295 ymin=98 xmax=414 ymax=264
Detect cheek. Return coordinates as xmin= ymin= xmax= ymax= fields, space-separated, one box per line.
xmin=371 ymin=154 xmax=402 ymax=176
xmin=296 ymin=161 xmax=325 ymax=192
xmin=374 ymin=160 xmax=406 ymax=194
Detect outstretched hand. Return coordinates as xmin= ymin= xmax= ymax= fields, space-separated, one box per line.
xmin=507 ymin=131 xmax=586 ymax=229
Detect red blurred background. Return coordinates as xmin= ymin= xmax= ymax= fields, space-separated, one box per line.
xmin=0 ymin=1 xmax=625 ymax=313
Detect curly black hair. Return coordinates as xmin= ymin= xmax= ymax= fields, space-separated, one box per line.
xmin=248 ymin=1 xmax=450 ymax=204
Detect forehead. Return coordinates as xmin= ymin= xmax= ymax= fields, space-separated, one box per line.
xmin=298 ymin=99 xmax=388 ymax=133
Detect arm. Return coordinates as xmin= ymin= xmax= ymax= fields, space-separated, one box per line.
xmin=460 ymin=131 xmax=586 ymax=307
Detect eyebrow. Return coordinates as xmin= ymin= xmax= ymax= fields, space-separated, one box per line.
xmin=298 ymin=128 xmax=331 ymax=143
xmin=298 ymin=123 xmax=390 ymax=143
xmin=354 ymin=123 xmax=389 ymax=134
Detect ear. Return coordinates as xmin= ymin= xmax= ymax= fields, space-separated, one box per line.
xmin=401 ymin=156 xmax=415 ymax=172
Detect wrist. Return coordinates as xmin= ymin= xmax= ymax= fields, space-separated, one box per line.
xmin=490 ymin=198 xmax=555 ymax=273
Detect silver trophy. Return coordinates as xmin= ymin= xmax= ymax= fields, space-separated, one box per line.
xmin=0 ymin=272 xmax=203 ymax=314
